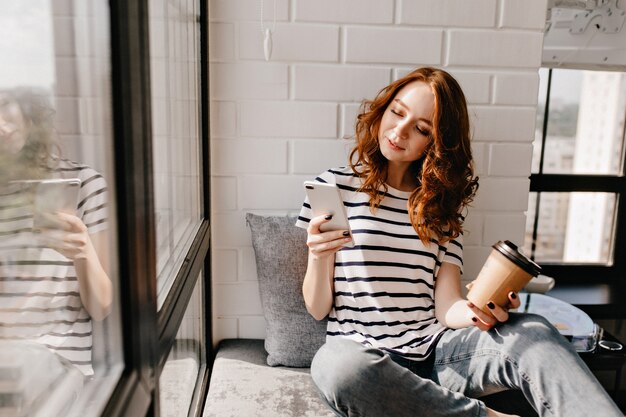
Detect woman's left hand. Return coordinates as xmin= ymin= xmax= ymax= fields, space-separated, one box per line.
xmin=466 ymin=291 xmax=521 ymax=331
xmin=35 ymin=211 xmax=94 ymax=261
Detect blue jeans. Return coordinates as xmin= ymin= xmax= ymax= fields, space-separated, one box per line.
xmin=311 ymin=313 xmax=622 ymax=417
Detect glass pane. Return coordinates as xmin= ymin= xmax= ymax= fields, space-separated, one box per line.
xmin=524 ymin=192 xmax=616 ymax=264
xmin=532 ymin=69 xmax=626 ymax=175
xmin=0 ymin=1 xmax=123 ymax=416
xmin=150 ymin=0 xmax=203 ymax=309
xmin=523 ymin=192 xmax=538 ymax=256
xmin=531 ymin=68 xmax=549 ymax=173
xmin=159 ymin=273 xmax=205 ymax=417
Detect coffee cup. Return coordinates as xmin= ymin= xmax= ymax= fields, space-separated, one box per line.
xmin=467 ymin=240 xmax=541 ymax=313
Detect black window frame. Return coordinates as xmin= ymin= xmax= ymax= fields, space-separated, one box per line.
xmin=102 ymin=1 xmax=212 ymax=416
xmin=528 ymin=68 xmax=626 ymax=318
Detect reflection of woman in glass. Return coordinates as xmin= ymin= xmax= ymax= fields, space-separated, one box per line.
xmin=297 ymin=67 xmax=622 ymax=417
xmin=0 ymin=87 xmax=112 ymax=376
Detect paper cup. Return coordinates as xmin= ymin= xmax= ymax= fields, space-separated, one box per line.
xmin=467 ymin=240 xmax=541 ymax=313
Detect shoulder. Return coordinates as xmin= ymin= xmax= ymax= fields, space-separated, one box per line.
xmin=53 ymin=158 xmax=106 ymax=189
xmin=316 ymin=166 xmax=361 ymax=186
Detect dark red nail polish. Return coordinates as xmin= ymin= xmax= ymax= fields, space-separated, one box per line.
xmin=487 ymin=302 xmax=495 ymax=309
xmin=342 ymin=231 xmax=350 ymax=236
xmin=510 ymin=292 xmax=517 ymax=299
xmin=471 ymin=317 xmax=478 ymax=322
xmin=325 ymin=214 xmax=333 ymax=220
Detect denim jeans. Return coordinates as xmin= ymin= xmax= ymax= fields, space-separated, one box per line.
xmin=311 ymin=313 xmax=622 ymax=417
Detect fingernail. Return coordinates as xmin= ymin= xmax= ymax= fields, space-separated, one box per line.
xmin=487 ymin=302 xmax=495 ymax=309
xmin=342 ymin=231 xmax=349 ymax=236
xmin=471 ymin=317 xmax=478 ymax=323
xmin=325 ymin=214 xmax=333 ymax=220
xmin=510 ymin=293 xmax=517 ymax=299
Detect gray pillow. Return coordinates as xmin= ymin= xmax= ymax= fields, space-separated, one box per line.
xmin=246 ymin=213 xmax=327 ymax=367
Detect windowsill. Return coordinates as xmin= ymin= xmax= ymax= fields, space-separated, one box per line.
xmin=545 ymin=282 xmax=626 ymax=319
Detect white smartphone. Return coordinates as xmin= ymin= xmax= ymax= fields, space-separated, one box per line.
xmin=303 ymin=181 xmax=354 ymax=247
xmin=32 ymin=178 xmax=81 ymax=229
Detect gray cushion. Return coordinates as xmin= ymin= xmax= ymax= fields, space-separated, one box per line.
xmin=203 ymin=339 xmax=335 ymax=417
xmin=246 ymin=213 xmax=327 ymax=367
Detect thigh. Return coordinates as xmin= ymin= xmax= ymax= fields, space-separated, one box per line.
xmin=312 ymin=338 xmax=487 ymax=417
xmin=432 ymin=313 xmax=559 ymax=398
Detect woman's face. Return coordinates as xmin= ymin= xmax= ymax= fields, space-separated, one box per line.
xmin=378 ymin=81 xmax=434 ymax=165
xmin=0 ymin=97 xmax=29 ymax=156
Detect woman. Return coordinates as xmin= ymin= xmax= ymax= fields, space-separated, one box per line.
xmin=0 ymin=87 xmax=112 ymax=376
xmin=295 ymin=67 xmax=621 ymax=417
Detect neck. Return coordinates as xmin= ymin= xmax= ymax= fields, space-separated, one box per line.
xmin=386 ymin=162 xmax=417 ymax=192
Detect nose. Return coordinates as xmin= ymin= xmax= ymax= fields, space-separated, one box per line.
xmin=393 ymin=119 xmax=411 ymax=139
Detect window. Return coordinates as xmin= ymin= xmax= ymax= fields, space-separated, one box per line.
xmin=0 ymin=1 xmax=123 ymax=416
xmin=149 ymin=0 xmax=203 ymax=310
xmin=524 ymin=68 xmax=626 ymax=283
xmin=0 ymin=2 xmax=210 ymax=415
xmin=159 ymin=272 xmax=206 ymax=417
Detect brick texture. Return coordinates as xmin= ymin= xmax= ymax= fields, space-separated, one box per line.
xmin=209 ymin=0 xmax=547 ymax=341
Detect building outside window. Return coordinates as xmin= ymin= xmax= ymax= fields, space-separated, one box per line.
xmin=524 ymin=68 xmax=626 ymax=292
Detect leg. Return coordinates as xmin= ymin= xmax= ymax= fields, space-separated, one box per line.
xmin=310 ymin=337 xmax=487 ymax=417
xmin=433 ymin=313 xmax=622 ymax=417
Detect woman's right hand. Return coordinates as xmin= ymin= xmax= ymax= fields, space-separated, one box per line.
xmin=306 ymin=214 xmax=352 ymax=260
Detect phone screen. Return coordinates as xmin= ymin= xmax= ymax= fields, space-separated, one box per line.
xmin=304 ymin=181 xmax=354 ymax=247
xmin=32 ymin=179 xmax=81 ymax=229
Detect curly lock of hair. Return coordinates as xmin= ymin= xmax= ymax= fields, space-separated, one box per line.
xmin=349 ymin=67 xmax=478 ymax=244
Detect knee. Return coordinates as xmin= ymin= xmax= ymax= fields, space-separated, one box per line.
xmin=311 ymin=338 xmax=381 ymax=401
xmin=507 ymin=313 xmax=559 ymax=337
xmin=501 ymin=313 xmax=570 ymax=354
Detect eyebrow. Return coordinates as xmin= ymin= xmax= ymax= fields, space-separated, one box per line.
xmin=393 ymin=99 xmax=433 ymax=127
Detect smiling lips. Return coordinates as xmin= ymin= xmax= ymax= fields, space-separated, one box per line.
xmin=386 ymin=131 xmax=404 ymax=151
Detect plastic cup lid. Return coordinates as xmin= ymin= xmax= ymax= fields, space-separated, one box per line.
xmin=492 ymin=240 xmax=541 ymax=276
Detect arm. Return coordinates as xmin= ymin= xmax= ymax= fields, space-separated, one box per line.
xmin=302 ymin=214 xmax=352 ymax=321
xmin=434 ymin=262 xmax=475 ymax=329
xmin=40 ymin=212 xmax=113 ymax=321
xmin=74 ymin=228 xmax=113 ymax=321
xmin=302 ymin=252 xmax=334 ymax=320
xmin=434 ymin=262 xmax=521 ymax=331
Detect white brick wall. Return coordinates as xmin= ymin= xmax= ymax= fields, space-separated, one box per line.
xmin=447 ymin=30 xmax=544 ymax=67
xmin=210 ymin=63 xmax=289 ymax=100
xmin=499 ymin=0 xmax=548 ymax=30
xmin=239 ymin=101 xmax=338 ymax=137
xmin=295 ymin=0 xmax=395 ymax=24
xmin=345 ymin=27 xmax=443 ymax=64
xmin=209 ymin=0 xmax=548 ymax=343
xmin=293 ymin=65 xmax=390 ymax=101
xmin=50 ymin=2 xmax=113 ymax=175
xmin=239 ymin=23 xmax=340 ymax=61
xmin=399 ymin=0 xmax=497 ymax=27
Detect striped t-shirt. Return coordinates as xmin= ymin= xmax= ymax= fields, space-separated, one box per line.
xmin=296 ymin=166 xmax=464 ymax=361
xmin=0 ymin=158 xmax=108 ymax=375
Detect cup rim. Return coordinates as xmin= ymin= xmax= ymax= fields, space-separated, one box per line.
xmin=492 ymin=240 xmax=541 ymax=276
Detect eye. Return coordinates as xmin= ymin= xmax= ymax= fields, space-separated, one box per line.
xmin=416 ymin=126 xmax=430 ymax=137
xmin=390 ymin=108 xmax=402 ymax=117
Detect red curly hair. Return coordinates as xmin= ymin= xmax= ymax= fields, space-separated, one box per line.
xmin=349 ymin=67 xmax=478 ymax=244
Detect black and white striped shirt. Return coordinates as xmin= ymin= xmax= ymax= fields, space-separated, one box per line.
xmin=0 ymin=158 xmax=108 ymax=375
xmin=296 ymin=166 xmax=463 ymax=361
